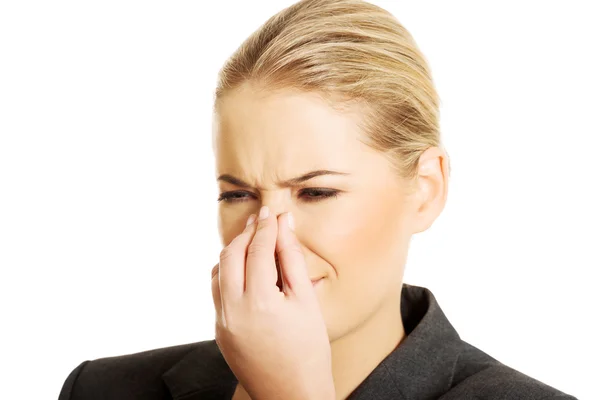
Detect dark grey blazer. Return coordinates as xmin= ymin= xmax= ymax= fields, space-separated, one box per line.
xmin=58 ymin=284 xmax=577 ymax=399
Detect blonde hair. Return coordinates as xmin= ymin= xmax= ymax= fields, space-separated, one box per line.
xmin=214 ymin=0 xmax=446 ymax=180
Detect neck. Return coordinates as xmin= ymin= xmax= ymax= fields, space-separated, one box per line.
xmin=329 ymin=292 xmax=405 ymax=400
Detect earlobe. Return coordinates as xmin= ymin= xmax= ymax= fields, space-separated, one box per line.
xmin=412 ymin=147 xmax=449 ymax=234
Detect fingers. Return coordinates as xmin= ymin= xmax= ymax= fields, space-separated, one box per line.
xmin=245 ymin=206 xmax=279 ymax=296
xmin=275 ymin=212 xmax=312 ymax=297
xmin=216 ymin=207 xmax=301 ymax=313
xmin=218 ymin=214 xmax=258 ymax=304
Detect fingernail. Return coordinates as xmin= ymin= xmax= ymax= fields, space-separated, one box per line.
xmin=287 ymin=212 xmax=295 ymax=231
xmin=246 ymin=214 xmax=257 ymax=226
xmin=258 ymin=205 xmax=269 ymax=220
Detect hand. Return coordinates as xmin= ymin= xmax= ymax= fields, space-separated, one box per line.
xmin=211 ymin=207 xmax=335 ymax=400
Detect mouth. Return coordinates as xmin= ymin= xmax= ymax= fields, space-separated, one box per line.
xmin=310 ymin=277 xmax=324 ymax=286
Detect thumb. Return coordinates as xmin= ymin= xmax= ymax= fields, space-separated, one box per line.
xmin=275 ymin=212 xmax=312 ymax=296
xmin=211 ymin=263 xmax=223 ymax=323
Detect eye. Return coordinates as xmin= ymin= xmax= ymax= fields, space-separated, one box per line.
xmin=217 ymin=191 xmax=252 ymax=204
xmin=298 ymin=188 xmax=340 ymax=202
xmin=217 ymin=189 xmax=340 ymax=204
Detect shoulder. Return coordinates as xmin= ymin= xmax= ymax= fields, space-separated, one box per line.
xmin=442 ymin=341 xmax=577 ymax=400
xmin=58 ymin=340 xmax=217 ymax=400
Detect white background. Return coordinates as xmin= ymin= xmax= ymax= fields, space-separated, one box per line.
xmin=1 ymin=1 xmax=598 ymax=399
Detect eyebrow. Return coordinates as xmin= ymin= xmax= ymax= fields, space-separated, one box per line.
xmin=217 ymin=170 xmax=350 ymax=189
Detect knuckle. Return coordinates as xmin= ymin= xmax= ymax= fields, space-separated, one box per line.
xmin=249 ymin=297 xmax=277 ymax=315
xmin=251 ymin=299 xmax=271 ymax=314
xmin=246 ymin=242 xmax=269 ymax=257
xmin=255 ymin=220 xmax=271 ymax=233
xmin=219 ymin=246 xmax=236 ymax=262
xmin=278 ymin=243 xmax=303 ymax=258
xmin=256 ymin=219 xmax=268 ymax=227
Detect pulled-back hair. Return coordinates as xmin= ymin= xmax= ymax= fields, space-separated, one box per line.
xmin=215 ymin=0 xmax=446 ymax=180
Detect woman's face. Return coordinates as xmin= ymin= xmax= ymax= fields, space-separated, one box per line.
xmin=213 ymin=82 xmax=433 ymax=341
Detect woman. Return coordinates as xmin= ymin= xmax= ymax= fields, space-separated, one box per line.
xmin=58 ymin=0 xmax=576 ymax=399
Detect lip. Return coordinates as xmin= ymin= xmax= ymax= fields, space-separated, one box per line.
xmin=311 ymin=277 xmax=324 ymax=285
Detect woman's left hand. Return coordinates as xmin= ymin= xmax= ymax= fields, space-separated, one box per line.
xmin=211 ymin=207 xmax=335 ymax=400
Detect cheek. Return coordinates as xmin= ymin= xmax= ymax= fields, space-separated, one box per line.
xmin=309 ymin=195 xmax=409 ymax=340
xmin=308 ymin=194 xmax=408 ymax=281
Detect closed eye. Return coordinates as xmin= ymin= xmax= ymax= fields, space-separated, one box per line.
xmin=217 ymin=188 xmax=340 ymax=204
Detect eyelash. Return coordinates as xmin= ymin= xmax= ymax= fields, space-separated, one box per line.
xmin=217 ymin=189 xmax=340 ymax=204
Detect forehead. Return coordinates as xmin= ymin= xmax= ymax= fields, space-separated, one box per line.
xmin=213 ymin=85 xmax=367 ymax=180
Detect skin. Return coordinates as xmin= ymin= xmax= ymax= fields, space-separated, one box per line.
xmin=212 ymin=81 xmax=449 ymax=400
xmin=212 ymin=207 xmax=335 ymax=400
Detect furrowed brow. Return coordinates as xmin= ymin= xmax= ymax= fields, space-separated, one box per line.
xmin=217 ymin=170 xmax=349 ymax=189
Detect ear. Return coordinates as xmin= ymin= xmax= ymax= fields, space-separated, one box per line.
xmin=411 ymin=146 xmax=450 ymax=234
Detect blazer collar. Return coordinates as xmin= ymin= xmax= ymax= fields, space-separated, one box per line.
xmin=162 ymin=283 xmax=463 ymax=400
xmin=347 ymin=284 xmax=463 ymax=400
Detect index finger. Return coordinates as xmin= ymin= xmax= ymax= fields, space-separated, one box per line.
xmin=245 ymin=206 xmax=279 ymax=297
xmin=218 ymin=213 xmax=258 ymax=304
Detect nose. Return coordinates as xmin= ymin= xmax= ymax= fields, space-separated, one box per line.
xmin=258 ymin=191 xmax=291 ymax=220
